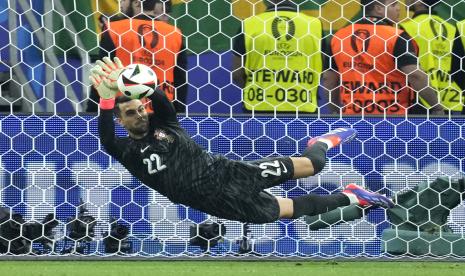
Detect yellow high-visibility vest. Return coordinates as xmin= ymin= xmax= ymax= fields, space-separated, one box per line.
xmin=243 ymin=11 xmax=323 ymax=112
xmin=401 ymin=14 xmax=463 ymax=111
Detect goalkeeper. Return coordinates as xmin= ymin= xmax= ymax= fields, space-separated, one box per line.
xmin=90 ymin=57 xmax=394 ymax=224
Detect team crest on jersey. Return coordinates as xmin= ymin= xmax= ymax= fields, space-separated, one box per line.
xmin=154 ymin=129 xmax=174 ymax=143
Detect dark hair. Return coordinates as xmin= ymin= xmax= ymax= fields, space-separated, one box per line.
xmin=360 ymin=0 xmax=386 ymax=13
xmin=420 ymin=0 xmax=440 ymax=7
xmin=114 ymin=96 xmax=134 ymax=118
xmin=142 ymin=0 xmax=172 ymax=13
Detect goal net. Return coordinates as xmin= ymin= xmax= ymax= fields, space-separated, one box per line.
xmin=0 ymin=0 xmax=464 ymax=258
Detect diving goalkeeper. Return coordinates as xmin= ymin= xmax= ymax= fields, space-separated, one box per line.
xmin=90 ymin=57 xmax=394 ymax=224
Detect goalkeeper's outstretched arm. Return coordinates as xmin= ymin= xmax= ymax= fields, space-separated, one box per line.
xmin=90 ymin=57 xmax=125 ymax=159
xmin=147 ymin=89 xmax=179 ymax=125
xmin=98 ymin=101 xmax=124 ymax=159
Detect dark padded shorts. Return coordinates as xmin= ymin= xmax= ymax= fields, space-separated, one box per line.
xmin=193 ymin=156 xmax=294 ymax=224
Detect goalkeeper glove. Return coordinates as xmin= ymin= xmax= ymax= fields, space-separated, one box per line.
xmin=89 ymin=57 xmax=124 ymax=99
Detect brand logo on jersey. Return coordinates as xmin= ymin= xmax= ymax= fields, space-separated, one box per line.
xmin=429 ymin=20 xmax=447 ymax=41
xmin=351 ymin=29 xmax=371 ymax=53
xmin=140 ymin=145 xmax=150 ymax=153
xmin=137 ymin=24 xmax=159 ymax=48
xmin=272 ymin=16 xmax=295 ymax=41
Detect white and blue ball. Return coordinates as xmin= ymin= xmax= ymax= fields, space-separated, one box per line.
xmin=117 ymin=63 xmax=158 ymax=99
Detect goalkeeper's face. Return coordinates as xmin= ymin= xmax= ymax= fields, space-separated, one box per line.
xmin=117 ymin=100 xmax=149 ymax=137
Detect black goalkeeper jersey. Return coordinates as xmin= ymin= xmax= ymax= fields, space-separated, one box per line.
xmin=99 ymin=90 xmax=227 ymax=206
xmin=99 ymin=90 xmax=294 ymax=223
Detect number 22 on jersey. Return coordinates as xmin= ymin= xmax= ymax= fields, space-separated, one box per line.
xmin=143 ymin=153 xmax=167 ymax=174
xmin=259 ymin=160 xmax=283 ymax=177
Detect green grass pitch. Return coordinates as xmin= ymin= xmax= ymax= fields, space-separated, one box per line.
xmin=0 ymin=261 xmax=464 ymax=276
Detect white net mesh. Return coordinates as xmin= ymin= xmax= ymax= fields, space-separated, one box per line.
xmin=0 ymin=0 xmax=464 ymax=258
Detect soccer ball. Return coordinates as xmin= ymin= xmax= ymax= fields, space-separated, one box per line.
xmin=117 ymin=64 xmax=158 ymax=99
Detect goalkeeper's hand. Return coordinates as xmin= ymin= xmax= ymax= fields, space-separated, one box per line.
xmin=89 ymin=57 xmax=124 ymax=99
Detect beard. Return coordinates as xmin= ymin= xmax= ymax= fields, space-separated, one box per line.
xmin=129 ymin=120 xmax=149 ymax=136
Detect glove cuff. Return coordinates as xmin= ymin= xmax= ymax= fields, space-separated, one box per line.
xmin=99 ymin=98 xmax=115 ymax=110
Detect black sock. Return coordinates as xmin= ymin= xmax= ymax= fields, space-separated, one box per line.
xmin=302 ymin=141 xmax=328 ymax=174
xmin=291 ymin=193 xmax=350 ymax=219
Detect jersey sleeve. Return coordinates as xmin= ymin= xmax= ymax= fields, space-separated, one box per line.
xmin=394 ymin=31 xmax=418 ymax=68
xmin=148 ymin=89 xmax=179 ymax=125
xmin=99 ymin=109 xmax=124 ymax=159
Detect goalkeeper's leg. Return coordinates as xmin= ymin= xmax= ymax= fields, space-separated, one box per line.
xmin=294 ymin=128 xmax=358 ymax=178
xmin=275 ymin=128 xmax=395 ymax=219
xmin=276 ymin=185 xmax=394 ymax=219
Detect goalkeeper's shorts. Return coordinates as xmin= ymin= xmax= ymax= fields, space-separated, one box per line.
xmin=193 ymin=157 xmax=294 ymax=223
